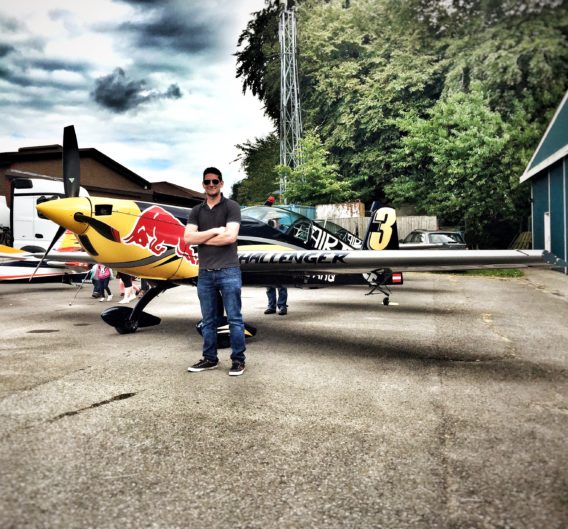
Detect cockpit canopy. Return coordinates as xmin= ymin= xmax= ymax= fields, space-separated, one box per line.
xmin=241 ymin=206 xmax=359 ymax=250
xmin=242 ymin=206 xmax=312 ymax=242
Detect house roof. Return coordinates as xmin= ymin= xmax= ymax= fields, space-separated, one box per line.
xmin=0 ymin=144 xmax=152 ymax=190
xmin=521 ymin=90 xmax=568 ymax=183
xmin=151 ymin=181 xmax=205 ymax=201
xmin=0 ymin=145 xmax=205 ymax=205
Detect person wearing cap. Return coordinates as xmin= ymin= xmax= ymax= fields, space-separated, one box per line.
xmin=263 ymin=194 xmax=288 ymax=316
xmin=184 ymin=167 xmax=247 ymax=376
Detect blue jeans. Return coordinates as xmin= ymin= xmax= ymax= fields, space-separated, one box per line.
xmin=197 ymin=267 xmax=246 ymax=363
xmin=97 ymin=277 xmax=111 ymax=296
xmin=266 ymin=287 xmax=288 ymax=310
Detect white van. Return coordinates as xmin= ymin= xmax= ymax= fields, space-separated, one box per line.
xmin=0 ymin=173 xmax=88 ymax=252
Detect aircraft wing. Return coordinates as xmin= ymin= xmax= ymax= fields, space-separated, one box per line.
xmin=239 ymin=248 xmax=565 ymax=274
xmin=0 ymin=245 xmax=95 ymax=265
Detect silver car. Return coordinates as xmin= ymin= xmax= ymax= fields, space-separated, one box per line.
xmin=399 ymin=229 xmax=468 ymax=250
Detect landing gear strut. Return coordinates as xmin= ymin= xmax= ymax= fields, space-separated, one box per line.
xmin=100 ymin=281 xmax=177 ymax=334
xmin=364 ymin=268 xmax=393 ymax=306
xmin=100 ymin=282 xmax=257 ymax=342
xmin=195 ymin=291 xmax=257 ymax=347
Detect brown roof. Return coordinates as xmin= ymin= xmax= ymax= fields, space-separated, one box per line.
xmin=151 ymin=181 xmax=204 ymax=207
xmin=0 ymin=145 xmax=203 ymax=206
xmin=0 ymin=144 xmax=153 ymax=190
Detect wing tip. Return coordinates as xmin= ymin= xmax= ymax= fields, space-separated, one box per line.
xmin=543 ymin=250 xmax=568 ymax=268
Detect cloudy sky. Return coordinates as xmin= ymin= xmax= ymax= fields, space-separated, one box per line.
xmin=0 ymin=0 xmax=274 ymax=193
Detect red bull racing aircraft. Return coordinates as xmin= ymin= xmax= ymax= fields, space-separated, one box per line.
xmin=15 ymin=126 xmax=564 ymax=337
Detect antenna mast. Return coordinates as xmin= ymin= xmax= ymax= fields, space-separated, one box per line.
xmin=279 ymin=0 xmax=302 ymax=199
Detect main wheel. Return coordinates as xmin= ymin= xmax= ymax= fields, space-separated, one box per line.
xmin=115 ymin=320 xmax=139 ymax=334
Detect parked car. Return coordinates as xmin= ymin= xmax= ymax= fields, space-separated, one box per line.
xmin=399 ymin=229 xmax=468 ymax=250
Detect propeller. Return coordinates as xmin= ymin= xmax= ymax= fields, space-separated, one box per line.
xmin=30 ymin=125 xmax=82 ymax=280
xmin=63 ymin=125 xmax=81 ymax=198
xmin=74 ymin=212 xmax=121 ymax=242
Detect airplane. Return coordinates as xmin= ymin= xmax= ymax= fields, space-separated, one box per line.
xmin=14 ymin=126 xmax=564 ymax=338
xmin=0 ymin=230 xmax=90 ymax=283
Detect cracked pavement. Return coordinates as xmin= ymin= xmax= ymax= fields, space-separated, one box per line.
xmin=1 ymin=269 xmax=567 ymax=529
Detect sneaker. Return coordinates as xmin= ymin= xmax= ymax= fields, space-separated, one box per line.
xmin=99 ymin=297 xmax=105 ymax=302
xmin=278 ymin=307 xmax=287 ymax=315
xmin=107 ymin=294 xmax=113 ymax=302
xmin=229 ymin=362 xmax=246 ymax=376
xmin=264 ymin=308 xmax=276 ymax=315
xmin=187 ymin=358 xmax=219 ymax=372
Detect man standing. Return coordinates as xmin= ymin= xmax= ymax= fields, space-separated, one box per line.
xmin=265 ymin=286 xmax=288 ymax=315
xmin=264 ymin=195 xmax=288 ymax=316
xmin=184 ymin=167 xmax=246 ymax=376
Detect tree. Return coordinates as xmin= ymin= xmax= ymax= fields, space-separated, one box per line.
xmin=235 ymin=0 xmax=282 ymax=124
xmin=279 ymin=129 xmax=355 ymax=205
xmin=234 ymin=0 xmax=568 ymax=243
xmin=385 ymin=86 xmax=529 ymax=247
xmin=296 ymin=0 xmax=448 ymax=199
xmin=232 ymin=133 xmax=280 ymax=205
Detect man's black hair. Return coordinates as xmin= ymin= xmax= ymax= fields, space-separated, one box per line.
xmin=203 ymin=167 xmax=223 ymax=180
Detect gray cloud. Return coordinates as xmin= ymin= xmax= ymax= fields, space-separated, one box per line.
xmin=165 ymin=84 xmax=182 ymax=98
xmin=91 ymin=67 xmax=182 ymax=112
xmin=0 ymin=13 xmax=22 ymax=32
xmin=0 ymin=43 xmax=14 ymax=57
xmin=0 ymin=51 xmax=90 ymax=91
xmin=114 ymin=0 xmax=230 ymax=55
xmin=119 ymin=16 xmax=211 ymax=54
xmin=29 ymin=58 xmax=89 ymax=73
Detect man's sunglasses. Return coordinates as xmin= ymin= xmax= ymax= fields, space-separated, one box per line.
xmin=203 ymin=179 xmax=220 ymax=186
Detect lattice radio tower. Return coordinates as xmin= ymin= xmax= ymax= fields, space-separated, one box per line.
xmin=279 ymin=1 xmax=303 ymax=199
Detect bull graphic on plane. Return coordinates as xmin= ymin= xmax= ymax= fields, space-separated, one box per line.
xmin=122 ymin=205 xmax=198 ymax=263
xmin=14 ymin=126 xmax=563 ymax=336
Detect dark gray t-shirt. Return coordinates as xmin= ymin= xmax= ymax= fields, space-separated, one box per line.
xmin=187 ymin=196 xmax=241 ymax=269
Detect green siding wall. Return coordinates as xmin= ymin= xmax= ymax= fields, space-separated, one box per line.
xmin=529 ymin=95 xmax=568 ymax=170
xmin=532 ymin=174 xmax=548 ymax=249
xmin=550 ymin=161 xmax=565 ymax=258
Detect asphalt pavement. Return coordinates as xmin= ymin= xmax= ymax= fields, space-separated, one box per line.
xmin=1 ymin=268 xmax=567 ymax=529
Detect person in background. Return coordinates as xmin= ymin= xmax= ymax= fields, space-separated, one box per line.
xmin=117 ymin=272 xmax=136 ymax=304
xmin=140 ymin=278 xmax=150 ymax=296
xmin=88 ymin=264 xmax=100 ymax=298
xmin=264 ymin=286 xmax=288 ymax=316
xmin=264 ymin=195 xmax=288 ymax=316
xmin=93 ymin=263 xmax=113 ymax=302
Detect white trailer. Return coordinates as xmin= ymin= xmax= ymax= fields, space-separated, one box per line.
xmin=0 ymin=172 xmax=87 ymax=251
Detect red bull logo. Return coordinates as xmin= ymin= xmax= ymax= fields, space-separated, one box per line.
xmin=123 ymin=206 xmax=198 ymax=264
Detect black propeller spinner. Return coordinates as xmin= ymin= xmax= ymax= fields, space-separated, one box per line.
xmin=30 ymin=125 xmax=81 ymax=280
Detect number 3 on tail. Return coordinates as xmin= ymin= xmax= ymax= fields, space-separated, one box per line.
xmin=368 ymin=207 xmax=396 ymax=250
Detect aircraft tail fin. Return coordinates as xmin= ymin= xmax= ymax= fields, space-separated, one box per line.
xmin=362 ymin=201 xmax=400 ymax=251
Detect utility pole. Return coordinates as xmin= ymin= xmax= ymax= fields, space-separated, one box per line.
xmin=279 ymin=0 xmax=302 ymax=201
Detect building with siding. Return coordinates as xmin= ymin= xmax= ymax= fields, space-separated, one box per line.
xmin=521 ymin=90 xmax=568 ymax=274
xmin=0 ymin=144 xmax=204 ymax=207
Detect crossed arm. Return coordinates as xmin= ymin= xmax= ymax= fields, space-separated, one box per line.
xmin=184 ymin=222 xmax=240 ymax=246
